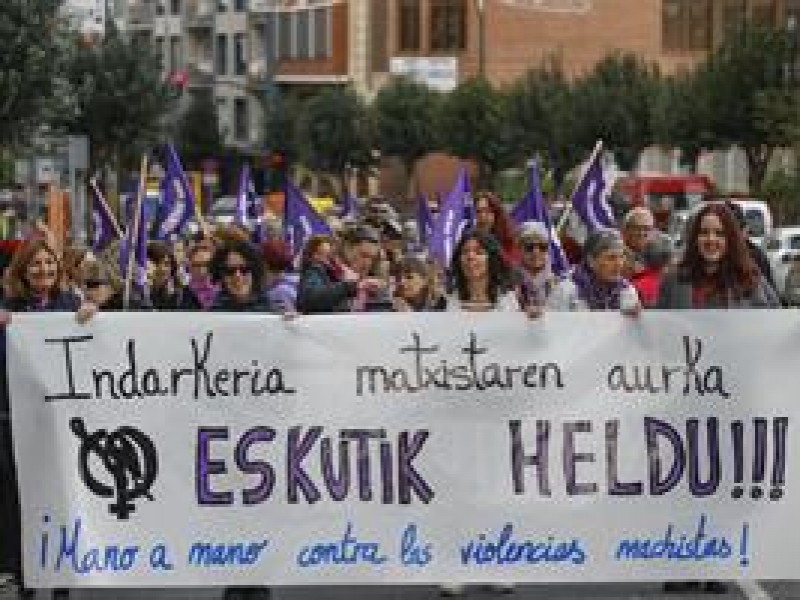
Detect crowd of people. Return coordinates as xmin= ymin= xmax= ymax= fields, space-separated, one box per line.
xmin=0 ymin=192 xmax=783 ymax=598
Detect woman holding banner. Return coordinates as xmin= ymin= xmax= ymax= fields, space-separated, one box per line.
xmin=514 ymin=221 xmax=559 ymax=315
xmin=546 ymin=229 xmax=640 ymax=313
xmin=657 ymin=202 xmax=778 ymax=310
xmin=147 ymin=241 xmax=202 ymax=311
xmin=446 ymin=231 xmax=519 ymax=313
xmin=657 ymin=202 xmax=777 ymax=594
xmin=0 ymin=239 xmax=100 ymax=599
xmin=392 ymin=256 xmax=447 ymax=312
xmin=210 ymin=239 xmax=272 ymax=312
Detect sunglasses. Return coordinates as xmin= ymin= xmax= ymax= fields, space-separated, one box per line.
xmin=85 ymin=279 xmax=108 ymax=289
xmin=522 ymin=241 xmax=550 ymax=252
xmin=223 ymin=265 xmax=252 ymax=276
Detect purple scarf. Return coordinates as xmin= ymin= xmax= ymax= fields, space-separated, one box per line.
xmin=188 ymin=276 xmax=219 ymax=310
xmin=571 ymin=262 xmax=627 ymax=310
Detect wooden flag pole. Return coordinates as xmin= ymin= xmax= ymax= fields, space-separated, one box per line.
xmin=123 ymin=154 xmax=149 ymax=310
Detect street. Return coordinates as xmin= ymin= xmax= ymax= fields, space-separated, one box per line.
xmin=2 ymin=582 xmax=798 ymax=600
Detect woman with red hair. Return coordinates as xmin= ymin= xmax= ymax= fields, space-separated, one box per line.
xmin=472 ymin=191 xmax=521 ymax=267
xmin=657 ymin=202 xmax=777 ymax=595
xmin=657 ymin=202 xmax=778 ymax=309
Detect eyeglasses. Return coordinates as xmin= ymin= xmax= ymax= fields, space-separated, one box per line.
xmin=522 ymin=241 xmax=550 ymax=252
xmin=85 ymin=280 xmax=107 ymax=289
xmin=223 ymin=265 xmax=252 ymax=276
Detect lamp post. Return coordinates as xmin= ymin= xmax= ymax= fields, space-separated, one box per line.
xmin=475 ymin=0 xmax=486 ymax=80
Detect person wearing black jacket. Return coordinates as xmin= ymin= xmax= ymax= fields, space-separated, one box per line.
xmin=210 ymin=240 xmax=272 ymax=313
xmin=147 ymin=241 xmax=202 ymax=311
xmin=209 ymin=241 xmax=272 ymax=600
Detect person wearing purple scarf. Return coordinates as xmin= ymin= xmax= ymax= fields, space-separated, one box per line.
xmin=186 ymin=242 xmax=218 ymax=310
xmin=547 ymin=229 xmax=640 ymax=312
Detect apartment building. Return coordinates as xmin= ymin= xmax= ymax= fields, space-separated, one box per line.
xmin=386 ymin=0 xmax=800 ymax=86
xmin=116 ymin=0 xmax=800 ymax=181
xmin=117 ymin=0 xmax=383 ymax=150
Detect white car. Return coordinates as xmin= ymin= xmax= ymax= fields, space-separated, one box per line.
xmin=765 ymin=226 xmax=800 ymax=300
xmin=730 ymin=198 xmax=773 ymax=247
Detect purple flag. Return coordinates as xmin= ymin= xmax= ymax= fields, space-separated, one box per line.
xmin=156 ymin=143 xmax=196 ymax=239
xmin=429 ymin=167 xmax=471 ymax=268
xmin=119 ymin=191 xmax=153 ymax=289
xmin=283 ymin=179 xmax=332 ymax=258
xmin=416 ymin=193 xmax=434 ymax=244
xmin=571 ymin=147 xmax=617 ymax=231
xmin=89 ymin=178 xmax=121 ymax=252
xmin=236 ymin=164 xmax=266 ymax=243
xmin=338 ymin=189 xmax=358 ymax=219
xmin=513 ymin=162 xmax=570 ymax=276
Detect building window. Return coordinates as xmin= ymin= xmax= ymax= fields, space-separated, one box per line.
xmin=278 ymin=11 xmax=292 ymax=59
xmin=234 ymin=0 xmax=247 ymax=11
xmin=217 ymin=0 xmax=227 ymax=12
xmin=662 ymin=0 xmax=712 ymax=51
xmin=169 ymin=36 xmax=182 ymax=70
xmin=721 ymin=0 xmax=746 ymax=36
xmin=215 ymin=34 xmax=227 ymax=74
xmin=270 ymin=8 xmax=331 ymax=61
xmin=155 ymin=37 xmax=165 ymax=71
xmin=297 ymin=10 xmax=310 ymax=58
xmin=312 ymin=7 xmax=330 ymax=58
xmin=752 ymin=0 xmax=778 ymax=27
xmin=399 ymin=0 xmax=421 ymax=51
xmin=234 ymin=33 xmax=247 ymax=75
xmin=430 ymin=0 xmax=466 ymax=51
xmin=170 ymin=0 xmax=181 ymax=15
xmin=156 ymin=1 xmax=165 ymax=16
xmin=234 ymin=98 xmax=249 ymax=142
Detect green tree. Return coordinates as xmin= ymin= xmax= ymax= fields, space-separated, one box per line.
xmin=55 ymin=23 xmax=175 ymax=173
xmin=506 ymin=57 xmax=584 ymax=189
xmin=438 ymin=78 xmax=513 ymax=187
xmin=372 ymin=76 xmax=442 ymax=196
xmin=0 ymin=0 xmax=66 ymax=147
xmin=294 ymin=86 xmax=373 ymax=189
xmin=650 ymin=70 xmax=713 ymax=171
xmin=175 ymin=91 xmax=223 ymax=164
xmin=695 ymin=24 xmax=794 ymax=190
xmin=571 ymin=52 xmax=659 ymax=171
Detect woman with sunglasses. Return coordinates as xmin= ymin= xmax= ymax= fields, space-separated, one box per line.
xmin=210 ymin=239 xmax=272 ymax=312
xmin=210 ymin=239 xmax=272 ymax=600
xmin=514 ymin=221 xmax=559 ymax=315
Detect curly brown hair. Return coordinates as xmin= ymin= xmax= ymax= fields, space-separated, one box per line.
xmin=679 ymin=202 xmax=759 ymax=296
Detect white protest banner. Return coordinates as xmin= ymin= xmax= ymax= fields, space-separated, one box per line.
xmin=7 ymin=311 xmax=800 ymax=587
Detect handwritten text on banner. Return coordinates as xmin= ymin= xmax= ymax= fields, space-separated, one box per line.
xmin=7 ymin=311 xmax=798 ymax=587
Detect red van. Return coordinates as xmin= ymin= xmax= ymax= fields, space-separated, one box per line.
xmin=614 ymin=174 xmax=715 ymax=230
